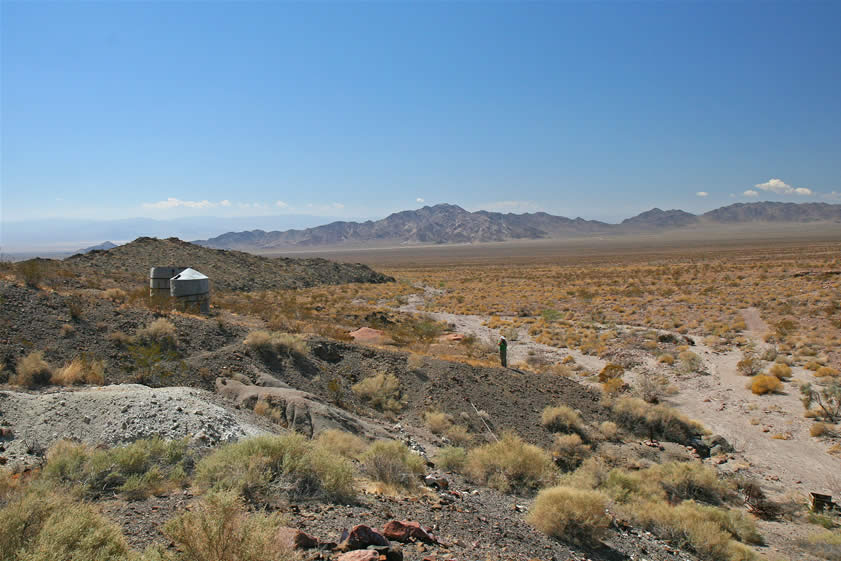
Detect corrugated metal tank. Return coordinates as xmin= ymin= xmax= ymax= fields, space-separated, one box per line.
xmin=169 ymin=268 xmax=210 ymax=297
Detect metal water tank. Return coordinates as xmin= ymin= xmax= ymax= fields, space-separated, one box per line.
xmin=149 ymin=267 xmax=185 ymax=290
xmin=170 ymin=268 xmax=210 ymax=314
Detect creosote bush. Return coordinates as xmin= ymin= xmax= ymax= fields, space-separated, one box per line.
xmin=528 ymin=486 xmax=609 ymax=543
xmin=12 ymin=351 xmax=53 ymax=388
xmin=195 ymin=434 xmax=355 ymax=504
xmin=465 ymin=432 xmax=557 ymax=493
xmin=351 ymin=372 xmax=403 ymax=413
xmin=360 ymin=440 xmax=426 ymax=489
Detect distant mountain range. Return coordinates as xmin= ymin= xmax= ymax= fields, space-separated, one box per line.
xmin=78 ymin=241 xmax=118 ymax=253
xmin=196 ymin=202 xmax=841 ymax=250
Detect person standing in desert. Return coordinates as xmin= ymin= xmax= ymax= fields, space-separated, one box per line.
xmin=498 ymin=335 xmax=508 ymax=367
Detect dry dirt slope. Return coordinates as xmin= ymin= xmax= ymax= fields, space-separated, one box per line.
xmin=64 ymin=236 xmax=393 ymax=291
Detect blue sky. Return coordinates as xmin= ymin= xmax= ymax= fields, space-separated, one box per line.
xmin=2 ymin=2 xmax=840 ymax=225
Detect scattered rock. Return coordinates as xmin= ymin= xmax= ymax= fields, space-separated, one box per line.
xmin=275 ymin=527 xmax=319 ymax=550
xmin=335 ymin=549 xmax=380 ymax=561
xmin=338 ymin=524 xmax=390 ymax=551
xmin=382 ymin=520 xmax=437 ymax=544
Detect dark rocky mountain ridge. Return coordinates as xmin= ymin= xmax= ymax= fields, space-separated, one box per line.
xmin=197 ymin=202 xmax=841 ymax=250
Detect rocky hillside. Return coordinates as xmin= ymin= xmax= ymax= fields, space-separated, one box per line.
xmin=64 ymin=237 xmax=392 ymax=291
xmin=198 ymin=202 xmax=841 ymax=250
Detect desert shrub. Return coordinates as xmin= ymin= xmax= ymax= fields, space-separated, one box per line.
xmin=314 ymin=429 xmax=367 ymax=459
xmin=352 ymin=372 xmax=403 ymax=413
xmin=434 ymin=446 xmax=468 ymax=472
xmin=52 ymin=354 xmax=105 ymax=385
xmin=424 ymin=410 xmax=453 ymax=434
xmin=816 ymin=366 xmax=840 ymax=379
xmin=195 ymin=434 xmax=355 ymax=503
xmin=800 ymin=530 xmax=841 ymax=561
xmin=801 ymin=382 xmax=841 ymax=423
xmin=750 ymin=375 xmax=782 ymax=395
xmin=66 ymin=294 xmax=85 ymax=321
xmin=17 ymin=260 xmax=44 ymax=287
xmin=0 ymin=483 xmax=132 ymax=561
xmin=12 ymin=351 xmax=53 ymax=387
xmin=652 ymin=462 xmax=734 ymax=505
xmin=552 ymin=433 xmax=591 ymax=472
xmin=810 ymin=423 xmax=829 ymax=437
xmin=602 ymin=377 xmax=624 ymax=394
xmin=599 ymin=421 xmax=619 ymax=440
xmin=406 ymin=353 xmax=424 ymax=370
xmin=768 ymin=363 xmax=791 ymax=379
xmin=528 ymin=486 xmax=609 ymax=543
xmin=598 ymin=363 xmax=624 ymax=383
xmin=60 ymin=323 xmax=75 ymax=337
xmin=626 ymin=499 xmax=761 ymax=561
xmin=107 ymin=331 xmax=134 ymax=346
xmin=163 ymin=491 xmax=292 ymax=561
xmin=635 ymin=370 xmax=670 ymax=403
xmin=244 ymin=330 xmax=307 ymax=357
xmin=736 ymin=354 xmax=762 ymax=377
xmin=445 ymin=424 xmax=473 ymax=446
xmin=658 ymin=353 xmax=675 ymax=365
xmin=43 ymin=438 xmax=191 ymax=500
xmin=465 ymin=432 xmax=557 ymax=493
xmin=760 ymin=347 xmax=778 ymax=362
xmin=678 ymin=351 xmax=703 ymax=373
xmin=102 ymin=288 xmax=127 ymax=303
xmin=360 ymin=440 xmax=425 ymax=489
xmin=611 ymin=397 xmax=704 ymax=444
xmin=137 ymin=318 xmax=177 ymax=348
xmin=541 ymin=405 xmax=583 ymax=434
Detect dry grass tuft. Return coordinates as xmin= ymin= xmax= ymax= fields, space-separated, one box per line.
xmin=360 ymin=440 xmax=425 ymax=489
xmin=53 ymin=355 xmax=105 ymax=385
xmin=424 ymin=410 xmax=453 ymax=434
xmin=12 ymin=351 xmax=53 ymax=388
xmin=749 ymin=375 xmax=782 ymax=395
xmin=163 ymin=490 xmax=293 ymax=561
xmin=137 ymin=318 xmax=177 ymax=348
xmin=528 ymin=486 xmax=609 ymax=543
xmin=315 ymin=429 xmax=368 ymax=459
xmin=541 ymin=405 xmax=583 ymax=434
xmin=352 ymin=372 xmax=403 ymax=413
xmin=465 ymin=432 xmax=556 ymax=493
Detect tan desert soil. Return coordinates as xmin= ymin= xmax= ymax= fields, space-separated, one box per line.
xmin=395 ymin=288 xmax=841 ymax=560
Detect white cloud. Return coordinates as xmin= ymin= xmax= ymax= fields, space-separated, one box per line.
xmin=275 ymin=200 xmax=289 ymax=208
xmin=142 ymin=197 xmax=223 ymax=209
xmin=822 ymin=190 xmax=841 ymax=201
xmin=696 ymin=191 xmax=708 ymax=197
xmin=743 ymin=190 xmax=759 ymax=197
xmin=416 ymin=197 xmax=425 ymax=203
xmin=220 ymin=200 xmax=231 ymax=207
xmin=332 ymin=202 xmax=345 ymax=209
xmin=754 ymin=178 xmax=813 ymax=196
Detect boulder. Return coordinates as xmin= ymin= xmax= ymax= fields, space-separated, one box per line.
xmin=382 ymin=520 xmax=437 ymax=544
xmin=338 ymin=524 xmax=390 ymax=551
xmin=349 ymin=327 xmax=393 ymax=345
xmin=275 ymin=527 xmax=319 ymax=550
xmin=335 ymin=550 xmax=380 ymax=561
xmin=215 ymin=378 xmax=384 ymax=438
xmin=702 ymin=434 xmax=733 ymax=453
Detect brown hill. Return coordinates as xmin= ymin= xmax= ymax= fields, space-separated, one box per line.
xmin=64 ymin=236 xmax=392 ymax=292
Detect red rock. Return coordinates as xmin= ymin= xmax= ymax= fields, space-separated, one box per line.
xmin=275 ymin=526 xmax=319 ymax=549
xmin=336 ymin=550 xmax=380 ymax=561
xmin=349 ymin=327 xmax=392 ymax=344
xmin=382 ymin=520 xmax=437 ymax=544
xmin=338 ymin=524 xmax=390 ymax=550
xmin=439 ymin=333 xmax=465 ymax=342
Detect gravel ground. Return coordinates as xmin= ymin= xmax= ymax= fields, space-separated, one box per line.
xmin=0 ymin=385 xmax=271 ymax=466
